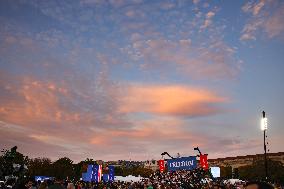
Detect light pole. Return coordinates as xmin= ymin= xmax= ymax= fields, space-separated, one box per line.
xmin=193 ymin=147 xmax=208 ymax=157
xmin=194 ymin=147 xmax=201 ymax=156
xmin=194 ymin=147 xmax=209 ymax=170
xmin=261 ymin=111 xmax=268 ymax=180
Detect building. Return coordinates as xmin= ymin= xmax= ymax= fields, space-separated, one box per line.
xmin=144 ymin=160 xmax=159 ymax=171
xmin=208 ymin=152 xmax=284 ymax=169
xmin=106 ymin=160 xmax=143 ymax=167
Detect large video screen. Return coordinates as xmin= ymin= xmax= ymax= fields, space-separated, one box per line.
xmin=210 ymin=167 xmax=220 ymax=178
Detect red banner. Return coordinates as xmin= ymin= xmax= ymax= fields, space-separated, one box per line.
xmin=98 ymin=165 xmax=102 ymax=182
xmin=200 ymin=154 xmax=209 ymax=170
xmin=158 ymin=160 xmax=165 ymax=172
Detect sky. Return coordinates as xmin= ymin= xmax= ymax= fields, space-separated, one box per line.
xmin=0 ymin=0 xmax=284 ymax=163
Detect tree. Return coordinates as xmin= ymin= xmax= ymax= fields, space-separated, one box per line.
xmin=52 ymin=157 xmax=75 ymax=180
xmin=0 ymin=146 xmax=28 ymax=179
xmin=27 ymin=158 xmax=52 ymax=177
xmin=131 ymin=166 xmax=153 ymax=177
xmin=239 ymin=159 xmax=284 ymax=183
xmin=73 ymin=158 xmax=100 ymax=180
xmin=113 ymin=165 xmax=153 ymax=177
xmin=0 ymin=155 xmax=4 ymax=179
xmin=73 ymin=161 xmax=84 ymax=180
xmin=114 ymin=166 xmax=124 ymax=176
xmin=220 ymin=165 xmax=232 ymax=179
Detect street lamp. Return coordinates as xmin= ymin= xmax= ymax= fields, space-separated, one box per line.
xmin=261 ymin=111 xmax=268 ymax=180
xmin=261 ymin=112 xmax=268 ymax=131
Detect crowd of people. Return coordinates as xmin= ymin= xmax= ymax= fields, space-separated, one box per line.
xmin=0 ymin=168 xmax=281 ymax=189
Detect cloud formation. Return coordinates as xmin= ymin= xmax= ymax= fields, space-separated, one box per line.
xmin=0 ymin=72 xmax=127 ymax=129
xmin=119 ymin=84 xmax=227 ymax=117
xmin=241 ymin=0 xmax=284 ymax=40
xmin=124 ymin=38 xmax=240 ymax=79
xmin=1 ymin=0 xmax=283 ymax=162
xmin=200 ymin=11 xmax=216 ymax=29
xmin=0 ymin=70 xmax=233 ymax=161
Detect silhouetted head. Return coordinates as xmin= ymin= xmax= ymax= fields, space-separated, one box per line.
xmin=245 ymin=181 xmax=273 ymax=189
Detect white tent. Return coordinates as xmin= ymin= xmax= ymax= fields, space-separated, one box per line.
xmin=224 ymin=179 xmax=243 ymax=185
xmin=114 ymin=175 xmax=144 ymax=182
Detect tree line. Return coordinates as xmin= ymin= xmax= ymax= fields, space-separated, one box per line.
xmin=0 ymin=146 xmax=153 ymax=181
xmin=220 ymin=159 xmax=284 ymax=183
xmin=1 ymin=146 xmax=284 ymax=183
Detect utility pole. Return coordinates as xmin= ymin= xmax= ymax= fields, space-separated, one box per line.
xmin=261 ymin=111 xmax=268 ymax=180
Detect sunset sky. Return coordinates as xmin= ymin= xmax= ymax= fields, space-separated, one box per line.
xmin=0 ymin=0 xmax=284 ymax=162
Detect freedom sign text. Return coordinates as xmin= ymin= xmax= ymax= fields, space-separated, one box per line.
xmin=167 ymin=156 xmax=197 ymax=171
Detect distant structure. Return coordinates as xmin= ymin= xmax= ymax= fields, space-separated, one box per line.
xmin=144 ymin=160 xmax=159 ymax=171
xmin=109 ymin=152 xmax=284 ymax=172
xmin=105 ymin=160 xmax=143 ymax=168
xmin=208 ymin=152 xmax=284 ymax=169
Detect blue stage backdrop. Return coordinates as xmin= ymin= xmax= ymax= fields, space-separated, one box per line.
xmin=167 ymin=156 xmax=197 ymax=171
xmin=103 ymin=174 xmax=109 ymax=182
xmin=91 ymin=165 xmax=100 ymax=182
xmin=82 ymin=165 xmax=93 ymax=182
xmin=108 ymin=166 xmax=115 ymax=182
xmin=82 ymin=164 xmax=114 ymax=182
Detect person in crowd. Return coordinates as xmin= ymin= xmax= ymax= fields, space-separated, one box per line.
xmin=0 ymin=182 xmax=5 ymax=189
xmin=67 ymin=182 xmax=75 ymax=189
xmin=245 ymin=181 xmax=274 ymax=189
xmin=49 ymin=179 xmax=65 ymax=189
xmin=38 ymin=181 xmax=48 ymax=189
xmin=4 ymin=178 xmax=15 ymax=189
xmin=1 ymin=167 xmax=280 ymax=189
xmin=25 ymin=180 xmax=37 ymax=189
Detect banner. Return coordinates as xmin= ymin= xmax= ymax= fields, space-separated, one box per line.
xmin=200 ymin=154 xmax=209 ymax=170
xmin=158 ymin=160 xmax=165 ymax=172
xmin=108 ymin=166 xmax=115 ymax=182
xmin=103 ymin=174 xmax=109 ymax=182
xmin=98 ymin=165 xmax=102 ymax=182
xmin=82 ymin=164 xmax=112 ymax=182
xmin=167 ymin=156 xmax=197 ymax=171
xmin=82 ymin=173 xmax=87 ymax=181
xmin=82 ymin=165 xmax=93 ymax=182
xmin=91 ymin=165 xmax=101 ymax=182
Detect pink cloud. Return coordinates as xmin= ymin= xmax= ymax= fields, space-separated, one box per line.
xmin=0 ymin=71 xmax=127 ymax=130
xmin=200 ymin=11 xmax=215 ymax=29
xmin=87 ymin=118 xmax=206 ymax=159
xmin=87 ymin=118 xmax=268 ymax=160
xmin=193 ymin=0 xmax=200 ymax=5
xmin=128 ymin=39 xmax=240 ymax=79
xmin=1 ymin=0 xmax=283 ymax=163
xmin=264 ymin=5 xmax=284 ymax=38
xmin=119 ymin=84 xmax=228 ymax=117
xmin=199 ymin=8 xmax=218 ymax=30
xmin=125 ymin=10 xmax=135 ymax=17
xmin=241 ymin=0 xmax=284 ymax=41
xmin=160 ymin=2 xmax=176 ymax=10
xmin=0 ymin=72 xmax=237 ymax=161
xmin=0 ymin=121 xmax=94 ymax=162
xmin=0 ymin=77 xmax=75 ymax=125
xmin=242 ymin=0 xmax=265 ymax=16
xmin=0 ymin=116 xmax=277 ymax=162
